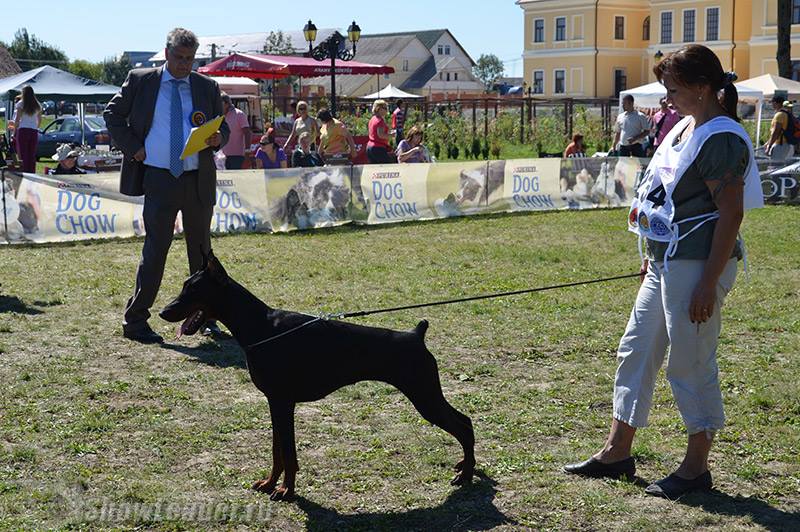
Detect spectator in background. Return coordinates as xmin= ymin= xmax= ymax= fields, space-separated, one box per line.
xmin=292 ymin=132 xmax=324 ymax=168
xmin=317 ymin=108 xmax=356 ymax=163
xmin=283 ymin=100 xmax=318 ymax=152
xmin=614 ymin=94 xmax=651 ymax=157
xmin=391 ymin=99 xmax=406 ymax=145
xmin=765 ymin=95 xmax=795 ymax=163
xmin=651 ymin=98 xmax=680 ymax=152
xmin=13 ymin=85 xmax=42 ymax=173
xmin=396 ymin=125 xmax=430 ymax=163
xmin=254 ymin=128 xmax=287 ymax=169
xmin=51 ymin=144 xmax=87 ymax=175
xmin=367 ymin=99 xmax=392 ymax=164
xmin=221 ymin=92 xmax=251 ymax=170
xmin=563 ymin=134 xmax=586 ymax=158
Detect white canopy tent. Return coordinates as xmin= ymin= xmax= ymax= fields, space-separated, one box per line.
xmin=619 ymin=81 xmax=765 ymax=143
xmin=736 ymin=74 xmax=800 ymax=100
xmin=362 ymin=84 xmax=422 ymax=100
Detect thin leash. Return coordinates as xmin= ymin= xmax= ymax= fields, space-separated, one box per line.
xmin=245 ymin=271 xmax=642 ymax=350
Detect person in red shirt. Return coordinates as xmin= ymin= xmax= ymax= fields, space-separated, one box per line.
xmin=367 ymin=99 xmax=392 ymax=164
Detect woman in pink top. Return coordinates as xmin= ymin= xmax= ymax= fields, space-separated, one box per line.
xmin=367 ymin=99 xmax=392 ymax=164
xmin=14 ymin=86 xmax=42 ymax=173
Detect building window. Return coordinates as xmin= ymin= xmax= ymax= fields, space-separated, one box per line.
xmin=533 ymin=71 xmax=544 ymax=94
xmin=446 ymin=72 xmax=450 ymax=81
xmin=794 ymin=0 xmax=800 ymax=24
xmin=555 ymin=17 xmax=566 ymax=41
xmin=534 ymin=19 xmax=544 ymax=42
xmin=454 ymin=72 xmax=458 ymax=81
xmin=554 ymin=69 xmax=565 ymax=94
xmin=660 ymin=12 xmax=672 ymax=44
xmin=683 ymin=10 xmax=695 ymax=42
xmin=444 ymin=45 xmax=451 ymax=55
xmin=707 ymin=8 xmax=719 ymax=41
xmin=614 ymin=69 xmax=627 ymax=97
xmin=643 ymin=16 xmax=650 ymax=40
xmin=615 ymin=16 xmax=625 ymax=40
xmin=437 ymin=45 xmax=443 ymax=55
xmin=403 ymin=59 xmax=409 ymax=72
xmin=439 ymin=72 xmax=443 ymax=80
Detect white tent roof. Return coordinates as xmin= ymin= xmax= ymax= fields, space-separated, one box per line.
xmin=619 ymin=81 xmax=764 ymax=110
xmin=736 ymin=74 xmax=800 ymax=99
xmin=362 ymin=84 xmax=422 ymax=100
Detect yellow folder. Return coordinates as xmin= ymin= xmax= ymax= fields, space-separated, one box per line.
xmin=180 ymin=115 xmax=225 ymax=160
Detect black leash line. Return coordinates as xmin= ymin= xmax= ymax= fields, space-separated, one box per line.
xmin=246 ymin=272 xmax=642 ymax=349
xmin=330 ymin=272 xmax=642 ymax=319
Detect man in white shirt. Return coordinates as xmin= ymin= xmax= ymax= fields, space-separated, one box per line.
xmin=614 ymin=95 xmax=651 ymax=157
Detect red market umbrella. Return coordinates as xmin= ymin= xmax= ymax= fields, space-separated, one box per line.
xmin=199 ymin=52 xmax=394 ymax=79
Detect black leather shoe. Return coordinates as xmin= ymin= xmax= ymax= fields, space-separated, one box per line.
xmin=564 ymin=456 xmax=636 ymax=480
xmin=123 ymin=325 xmax=163 ymax=344
xmin=200 ymin=321 xmax=224 ymax=337
xmin=645 ymin=471 xmax=712 ymax=500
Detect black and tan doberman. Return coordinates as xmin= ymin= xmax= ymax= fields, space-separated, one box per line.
xmin=160 ymin=252 xmax=475 ymax=501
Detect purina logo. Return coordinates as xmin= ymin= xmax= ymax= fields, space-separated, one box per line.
xmin=371 ymin=171 xmax=401 ymax=180
xmin=57 ymin=182 xmax=92 ymax=190
xmin=513 ymin=166 xmax=537 ymax=173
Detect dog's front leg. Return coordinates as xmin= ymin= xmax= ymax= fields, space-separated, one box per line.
xmin=251 ymin=424 xmax=284 ymax=495
xmin=265 ymin=399 xmax=298 ymax=502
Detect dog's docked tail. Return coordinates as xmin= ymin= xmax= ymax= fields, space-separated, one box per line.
xmin=414 ymin=320 xmax=429 ymax=340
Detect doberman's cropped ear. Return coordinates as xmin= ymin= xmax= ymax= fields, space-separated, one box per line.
xmin=206 ymin=250 xmax=230 ymax=285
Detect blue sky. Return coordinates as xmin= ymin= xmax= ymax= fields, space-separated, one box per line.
xmin=2 ymin=1 xmax=525 ymax=76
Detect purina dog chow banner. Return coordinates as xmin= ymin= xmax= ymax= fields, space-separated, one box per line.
xmin=1 ymin=158 xmax=668 ymax=244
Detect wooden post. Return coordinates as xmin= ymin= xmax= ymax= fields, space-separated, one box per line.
xmin=484 ymin=98 xmax=489 ymax=139
xmin=519 ymin=98 xmax=525 ymax=144
xmin=472 ymin=100 xmax=477 ymax=136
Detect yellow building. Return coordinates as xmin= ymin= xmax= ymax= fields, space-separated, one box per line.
xmin=518 ymin=0 xmax=800 ymax=98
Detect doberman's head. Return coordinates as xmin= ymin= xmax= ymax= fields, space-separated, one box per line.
xmin=160 ymin=250 xmax=230 ymax=336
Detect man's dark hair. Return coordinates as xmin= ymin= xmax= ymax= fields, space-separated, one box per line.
xmin=622 ymin=94 xmax=634 ymax=103
xmin=772 ymin=95 xmax=786 ymax=105
xmin=317 ymin=109 xmax=333 ymax=123
xmin=166 ymin=28 xmax=199 ymax=51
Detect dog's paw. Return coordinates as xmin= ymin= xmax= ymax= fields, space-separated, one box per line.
xmin=251 ymin=479 xmax=277 ymax=494
xmin=450 ymin=459 xmax=475 ymax=485
xmin=269 ymin=485 xmax=294 ymax=502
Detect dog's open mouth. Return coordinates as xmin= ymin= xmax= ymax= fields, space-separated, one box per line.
xmin=179 ymin=310 xmax=205 ymax=337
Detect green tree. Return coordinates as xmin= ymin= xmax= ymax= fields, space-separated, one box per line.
xmin=263 ymin=31 xmax=294 ymax=55
xmin=68 ymin=59 xmax=103 ymax=81
xmin=472 ymin=54 xmax=505 ymax=93
xmin=776 ymin=0 xmax=792 ymax=78
xmin=2 ymin=28 xmax=67 ymax=71
xmin=101 ymin=56 xmax=133 ymax=86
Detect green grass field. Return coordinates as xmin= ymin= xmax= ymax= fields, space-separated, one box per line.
xmin=0 ymin=207 xmax=798 ymax=530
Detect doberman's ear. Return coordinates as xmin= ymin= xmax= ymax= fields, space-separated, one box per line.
xmin=206 ymin=250 xmax=230 ymax=285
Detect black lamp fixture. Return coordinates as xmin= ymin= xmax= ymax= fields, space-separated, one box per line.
xmin=303 ymin=19 xmax=361 ymax=117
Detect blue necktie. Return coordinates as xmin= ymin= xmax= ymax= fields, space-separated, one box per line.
xmin=169 ymin=79 xmax=184 ymax=177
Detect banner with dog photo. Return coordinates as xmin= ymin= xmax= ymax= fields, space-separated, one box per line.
xmin=2 ymin=172 xmax=140 ymax=243
xmin=495 ymin=159 xmax=565 ymax=212
xmin=213 ymin=170 xmax=271 ymax=234
xmin=427 ymin=161 xmax=499 ymax=218
xmin=264 ymin=166 xmax=353 ymax=232
xmin=355 ymin=163 xmax=431 ymax=224
xmin=558 ymin=158 xmax=642 ymax=210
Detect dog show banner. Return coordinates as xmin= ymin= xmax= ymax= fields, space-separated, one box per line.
xmin=2 ymin=158 xmax=787 ymax=244
xmin=265 ymin=166 xmax=352 ymax=232
xmin=214 ymin=169 xmax=271 ymax=233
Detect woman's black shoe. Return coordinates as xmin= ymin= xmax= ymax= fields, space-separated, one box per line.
xmin=563 ymin=456 xmax=635 ymax=480
xmin=645 ymin=471 xmax=712 ymax=499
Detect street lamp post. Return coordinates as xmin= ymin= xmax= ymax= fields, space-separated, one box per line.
xmin=303 ymin=20 xmax=361 ymax=117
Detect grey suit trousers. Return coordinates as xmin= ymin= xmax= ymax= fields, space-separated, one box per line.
xmin=123 ymin=166 xmax=213 ymax=332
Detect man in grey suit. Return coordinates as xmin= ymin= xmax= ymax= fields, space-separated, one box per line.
xmin=105 ymin=28 xmax=230 ymax=344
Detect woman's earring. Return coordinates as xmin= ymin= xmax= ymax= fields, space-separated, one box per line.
xmin=698 ymin=95 xmax=703 ymax=102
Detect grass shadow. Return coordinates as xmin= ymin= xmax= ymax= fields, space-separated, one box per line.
xmin=677 ymin=490 xmax=800 ymax=531
xmin=0 ymin=294 xmax=45 ymax=315
xmin=160 ymin=338 xmax=246 ymax=369
xmin=295 ymin=471 xmax=512 ymax=531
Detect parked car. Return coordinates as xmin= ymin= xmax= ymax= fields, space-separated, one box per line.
xmin=35 ymin=116 xmax=112 ymax=159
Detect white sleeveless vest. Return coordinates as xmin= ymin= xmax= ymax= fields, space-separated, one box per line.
xmin=628 ymin=115 xmax=763 ymax=267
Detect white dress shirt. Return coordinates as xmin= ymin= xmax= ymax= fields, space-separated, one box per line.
xmin=144 ymin=67 xmax=199 ymax=172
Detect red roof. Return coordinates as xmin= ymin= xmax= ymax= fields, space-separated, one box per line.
xmin=198 ymin=52 xmax=394 ymax=79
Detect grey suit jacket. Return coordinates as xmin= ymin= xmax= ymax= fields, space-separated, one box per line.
xmin=103 ymin=66 xmax=230 ymax=205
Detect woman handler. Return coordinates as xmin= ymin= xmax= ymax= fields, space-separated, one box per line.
xmin=563 ymin=44 xmax=763 ymax=499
